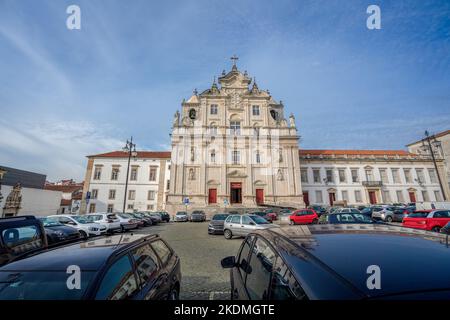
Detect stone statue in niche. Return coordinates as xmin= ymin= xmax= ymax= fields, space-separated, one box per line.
xmin=188 ymin=168 xmax=195 ymax=180
xmin=173 ymin=110 xmax=180 ymax=127
xmin=289 ymin=113 xmax=296 ymax=128
xmin=277 ymin=169 xmax=284 ymax=181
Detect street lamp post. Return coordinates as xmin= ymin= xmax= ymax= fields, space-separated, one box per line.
xmin=122 ymin=137 xmax=137 ymax=213
xmin=422 ymin=130 xmax=446 ymax=201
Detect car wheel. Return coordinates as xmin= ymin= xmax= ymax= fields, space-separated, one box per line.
xmin=79 ymin=230 xmax=88 ymax=240
xmin=432 ymin=226 xmax=441 ymax=233
xmin=386 ymin=216 xmax=393 ymax=223
xmin=289 ymin=220 xmax=295 ymax=225
xmin=312 ymin=219 xmax=318 ymax=224
xmin=224 ymin=229 xmax=233 ymax=240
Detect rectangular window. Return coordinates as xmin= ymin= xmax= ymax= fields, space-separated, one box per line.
xmin=341 ymin=190 xmax=348 ymax=201
xmin=404 ymin=169 xmax=412 ymax=183
xmin=422 ymin=190 xmax=430 ymax=202
xmin=111 ymin=168 xmax=119 ymax=180
xmin=89 ymin=203 xmax=96 ymax=213
xmin=93 ymin=167 xmax=102 ymax=180
xmin=127 ymin=204 xmax=134 ymax=210
xmin=355 ymin=190 xmax=362 ymax=203
xmin=313 ymin=169 xmax=321 ymax=183
xmin=210 ymin=151 xmax=216 ymax=163
xmin=434 ymin=190 xmax=443 ymax=202
xmin=130 ymin=167 xmax=138 ymax=181
xmin=256 ymin=151 xmax=261 ymax=164
xmin=128 ymin=190 xmax=135 ymax=200
xmin=338 ymin=169 xmax=346 ymax=183
xmin=383 ymin=190 xmax=391 ymax=203
xmin=232 ymin=150 xmax=240 ymax=165
xmin=166 ymin=180 xmax=170 ymax=190
xmin=108 ymin=189 xmax=116 ymax=200
xmin=149 ymin=167 xmax=157 ymax=181
xmin=147 ymin=204 xmax=154 ymax=211
xmin=428 ymin=169 xmax=438 ymax=184
xmin=416 ymin=169 xmax=425 ymax=184
xmin=91 ymin=189 xmax=98 ymax=200
xmin=326 ymin=169 xmax=333 ymax=183
xmin=379 ymin=169 xmax=389 ymax=183
xmin=365 ymin=169 xmax=374 ymax=181
xmin=210 ymin=104 xmax=218 ymax=115
xmin=230 ymin=121 xmax=241 ymax=135
xmin=315 ymin=190 xmax=323 ymax=203
xmin=107 ymin=204 xmax=114 ymax=213
xmin=396 ymin=190 xmax=404 ymax=203
xmin=392 ymin=168 xmax=400 ymax=184
xmin=351 ymin=169 xmax=359 ymax=183
xmin=252 ymin=105 xmax=260 ymax=116
xmin=148 ymin=190 xmax=155 ymax=201
xmin=301 ymin=169 xmax=308 ymax=183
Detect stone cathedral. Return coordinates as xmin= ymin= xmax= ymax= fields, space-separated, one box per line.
xmin=166 ymin=59 xmax=304 ymax=213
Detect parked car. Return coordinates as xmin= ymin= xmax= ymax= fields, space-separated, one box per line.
xmin=130 ymin=213 xmax=153 ymax=226
xmin=371 ymin=206 xmax=398 ymax=222
xmin=39 ymin=217 xmax=81 ymax=245
xmin=0 ymin=234 xmax=181 ymax=300
xmin=279 ymin=209 xmax=293 ymax=215
xmin=190 ymin=210 xmax=206 ymax=222
xmin=147 ymin=212 xmax=163 ymax=224
xmin=250 ymin=211 xmax=276 ymax=222
xmin=319 ymin=213 xmax=377 ymax=224
xmin=158 ymin=211 xmax=171 ymax=222
xmin=175 ymin=212 xmax=189 ymax=222
xmin=221 ymin=225 xmax=450 ymax=300
xmin=208 ymin=213 xmax=229 ymax=235
xmin=360 ymin=206 xmax=383 ymax=217
xmin=85 ymin=213 xmax=121 ymax=234
xmin=223 ymin=214 xmax=279 ymax=240
xmin=402 ymin=209 xmax=450 ymax=232
xmin=0 ymin=216 xmax=48 ymax=267
xmin=47 ymin=215 xmax=106 ymax=239
xmin=289 ymin=209 xmax=319 ymax=225
xmin=308 ymin=205 xmax=327 ymax=216
xmin=117 ymin=213 xmax=140 ymax=231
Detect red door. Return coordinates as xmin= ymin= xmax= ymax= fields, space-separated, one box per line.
xmin=328 ymin=193 xmax=336 ymax=206
xmin=409 ymin=192 xmax=416 ymax=203
xmin=303 ymin=192 xmax=309 ymax=207
xmin=256 ymin=189 xmax=264 ymax=205
xmin=208 ymin=189 xmax=217 ymax=204
xmin=369 ymin=191 xmax=377 ymax=204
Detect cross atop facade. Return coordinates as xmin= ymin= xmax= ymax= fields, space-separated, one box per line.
xmin=230 ymin=55 xmax=239 ymax=67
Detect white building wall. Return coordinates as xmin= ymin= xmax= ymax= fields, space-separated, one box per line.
xmin=301 ymin=161 xmax=445 ymax=206
xmin=0 ymin=186 xmax=61 ymax=217
xmin=86 ymin=157 xmax=164 ymax=213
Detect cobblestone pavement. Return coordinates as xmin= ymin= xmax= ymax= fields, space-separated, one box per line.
xmin=135 ymin=221 xmax=242 ymax=300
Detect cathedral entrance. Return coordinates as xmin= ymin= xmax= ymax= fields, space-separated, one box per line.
xmin=230 ymin=183 xmax=242 ymax=204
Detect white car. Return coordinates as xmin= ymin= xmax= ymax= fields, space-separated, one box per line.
xmin=85 ymin=213 xmax=121 ymax=234
xmin=47 ymin=215 xmax=107 ymax=238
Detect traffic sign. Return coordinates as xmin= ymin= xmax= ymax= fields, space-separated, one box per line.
xmin=183 ymin=197 xmax=190 ymax=205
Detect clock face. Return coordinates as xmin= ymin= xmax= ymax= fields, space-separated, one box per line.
xmin=270 ymin=110 xmax=278 ymax=120
xmin=189 ymin=109 xmax=197 ymax=120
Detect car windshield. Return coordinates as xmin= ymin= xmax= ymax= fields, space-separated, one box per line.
xmin=119 ymin=213 xmax=132 ymax=219
xmin=0 ymin=271 xmax=95 ymax=300
xmin=39 ymin=218 xmax=63 ymax=227
xmin=88 ymin=215 xmax=102 ymax=221
xmin=70 ymin=216 xmax=91 ymax=224
xmin=176 ymin=212 xmax=186 ymax=216
xmin=408 ymin=212 xmax=429 ymax=218
xmin=252 ymin=212 xmax=266 ymax=217
xmin=361 ymin=208 xmax=371 ymax=214
xmin=249 ymin=215 xmax=269 ymax=224
xmin=335 ymin=214 xmax=373 ymax=223
xmin=212 ymin=214 xmax=228 ymax=220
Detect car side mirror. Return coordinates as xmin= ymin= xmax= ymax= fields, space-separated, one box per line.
xmin=221 ymin=256 xmax=236 ymax=269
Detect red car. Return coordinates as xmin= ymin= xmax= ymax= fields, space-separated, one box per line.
xmin=289 ymin=209 xmax=319 ymax=225
xmin=402 ymin=210 xmax=450 ymax=232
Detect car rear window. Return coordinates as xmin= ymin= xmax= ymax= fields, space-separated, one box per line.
xmin=106 ymin=214 xmax=118 ymax=220
xmin=1 ymin=225 xmax=43 ymax=253
xmin=408 ymin=212 xmax=428 ymax=218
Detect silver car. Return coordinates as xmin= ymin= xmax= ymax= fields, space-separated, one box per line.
xmin=223 ymin=214 xmax=279 ymax=239
xmin=175 ymin=211 xmax=189 ymax=222
xmin=372 ymin=206 xmax=397 ymax=222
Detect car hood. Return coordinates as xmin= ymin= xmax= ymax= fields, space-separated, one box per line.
xmin=210 ymin=220 xmax=225 ymax=226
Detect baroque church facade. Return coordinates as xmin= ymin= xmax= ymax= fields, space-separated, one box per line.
xmin=165 ymin=60 xmax=304 ymax=213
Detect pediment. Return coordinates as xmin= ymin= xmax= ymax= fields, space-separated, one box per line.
xmin=219 ymin=70 xmax=251 ymax=89
xmin=227 ymin=170 xmax=248 ymax=178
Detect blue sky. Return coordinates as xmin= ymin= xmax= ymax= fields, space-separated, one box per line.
xmin=0 ymin=0 xmax=449 ymax=180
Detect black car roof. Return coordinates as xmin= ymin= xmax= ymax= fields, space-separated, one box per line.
xmin=0 ymin=234 xmax=159 ymax=272
xmin=257 ymin=225 xmax=450 ymax=299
